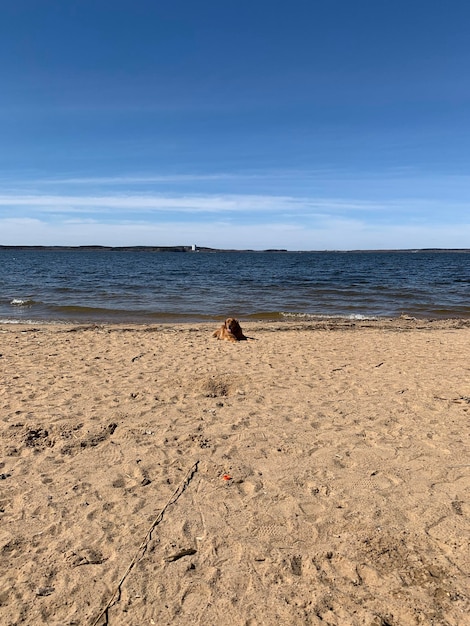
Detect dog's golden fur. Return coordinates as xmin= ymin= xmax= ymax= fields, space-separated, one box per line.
xmin=212 ymin=318 xmax=247 ymax=342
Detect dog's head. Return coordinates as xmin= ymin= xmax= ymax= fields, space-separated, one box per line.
xmin=225 ymin=318 xmax=243 ymax=337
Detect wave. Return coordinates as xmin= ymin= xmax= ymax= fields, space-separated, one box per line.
xmin=10 ymin=298 xmax=36 ymax=307
xmin=279 ymin=312 xmax=379 ymax=321
xmin=0 ymin=318 xmax=38 ymax=324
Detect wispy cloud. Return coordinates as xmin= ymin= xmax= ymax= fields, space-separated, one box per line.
xmin=28 ymin=174 xmax=249 ymax=185
xmin=0 ymin=193 xmax=392 ymax=214
xmin=8 ymin=168 xmax=470 ymax=184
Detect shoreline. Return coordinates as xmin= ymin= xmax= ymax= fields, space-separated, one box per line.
xmin=2 ymin=245 xmax=470 ymax=253
xmin=1 ymin=315 xmax=470 ymax=332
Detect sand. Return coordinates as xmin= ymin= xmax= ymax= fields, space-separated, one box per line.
xmin=0 ymin=318 xmax=469 ymax=626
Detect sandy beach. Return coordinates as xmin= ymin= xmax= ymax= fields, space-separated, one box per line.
xmin=0 ymin=318 xmax=469 ymax=625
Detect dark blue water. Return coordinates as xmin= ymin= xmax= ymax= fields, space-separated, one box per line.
xmin=0 ymin=249 xmax=469 ymax=323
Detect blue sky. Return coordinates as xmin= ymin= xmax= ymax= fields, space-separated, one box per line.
xmin=1 ymin=0 xmax=469 ymax=250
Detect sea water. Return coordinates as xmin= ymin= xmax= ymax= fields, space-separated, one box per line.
xmin=0 ymin=249 xmax=469 ymax=323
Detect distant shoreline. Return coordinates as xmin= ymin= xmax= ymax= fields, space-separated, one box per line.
xmin=1 ymin=245 xmax=470 ymax=253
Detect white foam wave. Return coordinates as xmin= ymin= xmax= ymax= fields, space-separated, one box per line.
xmin=0 ymin=318 xmax=34 ymax=324
xmin=10 ymin=298 xmax=33 ymax=307
xmin=280 ymin=312 xmax=378 ymax=321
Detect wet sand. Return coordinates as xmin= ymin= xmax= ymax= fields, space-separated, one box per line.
xmin=0 ymin=318 xmax=469 ymax=625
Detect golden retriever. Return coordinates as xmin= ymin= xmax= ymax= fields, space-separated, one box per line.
xmin=212 ymin=318 xmax=247 ymax=342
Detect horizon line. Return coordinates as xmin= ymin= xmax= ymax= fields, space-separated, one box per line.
xmin=1 ymin=245 xmax=469 ymax=253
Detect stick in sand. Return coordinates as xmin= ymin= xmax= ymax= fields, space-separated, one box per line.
xmin=91 ymin=460 xmax=199 ymax=626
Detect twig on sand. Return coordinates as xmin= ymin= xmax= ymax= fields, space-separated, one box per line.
xmin=91 ymin=460 xmax=199 ymax=626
